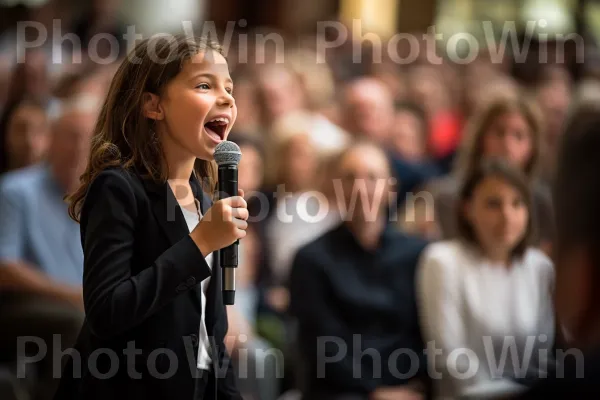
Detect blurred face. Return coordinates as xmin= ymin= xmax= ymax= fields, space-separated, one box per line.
xmin=337 ymin=144 xmax=392 ymax=222
xmin=407 ymin=66 xmax=449 ymax=116
xmin=238 ymin=144 xmax=264 ymax=195
xmin=390 ymin=110 xmax=425 ymax=162
xmin=156 ymin=50 xmax=237 ymax=161
xmin=5 ymin=104 xmax=50 ymax=170
xmin=343 ymin=79 xmax=394 ymax=143
xmin=482 ymin=111 xmax=533 ymax=170
xmin=258 ymin=67 xmax=304 ymax=125
xmin=464 ymin=176 xmax=529 ymax=260
xmin=281 ymin=134 xmax=317 ymax=192
xmin=49 ymin=111 xmax=96 ymax=192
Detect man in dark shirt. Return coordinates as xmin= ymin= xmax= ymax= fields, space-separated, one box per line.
xmin=518 ymin=104 xmax=600 ymax=398
xmin=288 ymin=140 xmax=429 ymax=400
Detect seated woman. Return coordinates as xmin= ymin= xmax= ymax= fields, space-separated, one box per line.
xmin=422 ymin=94 xmax=555 ymax=255
xmin=416 ymin=159 xmax=555 ymax=399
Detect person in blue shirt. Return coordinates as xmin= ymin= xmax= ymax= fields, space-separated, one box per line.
xmin=0 ymin=96 xmax=98 ymax=400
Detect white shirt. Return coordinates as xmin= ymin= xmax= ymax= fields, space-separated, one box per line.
xmin=416 ymin=239 xmax=555 ymax=399
xmin=265 ymin=191 xmax=341 ymax=284
xmin=180 ymin=201 xmax=213 ymax=371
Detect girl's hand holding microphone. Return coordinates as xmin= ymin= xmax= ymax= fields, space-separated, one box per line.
xmin=190 ymin=189 xmax=248 ymax=257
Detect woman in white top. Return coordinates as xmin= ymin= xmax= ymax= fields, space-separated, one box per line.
xmin=416 ymin=158 xmax=555 ymax=399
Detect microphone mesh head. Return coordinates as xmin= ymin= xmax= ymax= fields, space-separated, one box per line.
xmin=214 ymin=141 xmax=242 ymax=166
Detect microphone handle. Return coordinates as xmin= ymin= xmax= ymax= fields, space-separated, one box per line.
xmin=218 ymin=165 xmax=238 ymax=305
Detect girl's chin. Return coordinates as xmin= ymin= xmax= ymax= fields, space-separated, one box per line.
xmin=190 ymin=142 xmax=216 ymax=161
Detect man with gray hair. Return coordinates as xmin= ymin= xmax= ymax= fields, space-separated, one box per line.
xmin=0 ymin=95 xmax=100 ymax=400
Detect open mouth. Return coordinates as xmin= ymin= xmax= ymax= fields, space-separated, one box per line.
xmin=204 ymin=117 xmax=229 ymax=142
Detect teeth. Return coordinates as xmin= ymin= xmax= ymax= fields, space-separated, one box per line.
xmin=208 ymin=117 xmax=229 ymax=124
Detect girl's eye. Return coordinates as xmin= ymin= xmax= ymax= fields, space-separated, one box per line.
xmin=226 ymin=87 xmax=233 ymax=94
xmin=196 ymin=83 xmax=210 ymax=90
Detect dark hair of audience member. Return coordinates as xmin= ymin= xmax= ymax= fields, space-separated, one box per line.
xmin=0 ymin=96 xmax=48 ymax=174
xmin=553 ymin=104 xmax=600 ymax=264
xmin=455 ymin=95 xmax=543 ymax=179
xmin=456 ymin=158 xmax=534 ymax=260
xmin=393 ymin=99 xmax=428 ymax=139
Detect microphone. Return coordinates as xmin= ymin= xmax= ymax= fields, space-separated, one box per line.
xmin=214 ymin=141 xmax=242 ymax=305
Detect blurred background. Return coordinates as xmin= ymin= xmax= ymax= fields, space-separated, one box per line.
xmin=0 ymin=0 xmax=598 ymax=399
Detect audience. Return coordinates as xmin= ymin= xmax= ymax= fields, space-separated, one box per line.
xmin=0 ymin=97 xmax=51 ymax=174
xmin=288 ymin=141 xmax=429 ymax=400
xmin=417 ymin=159 xmax=555 ymax=399
xmin=341 ymin=77 xmax=395 ymax=143
xmin=424 ymin=95 xmax=555 ymax=253
xmin=223 ymin=133 xmax=282 ymax=400
xmin=0 ymin=95 xmax=99 ymax=400
xmin=389 ymin=101 xmax=429 ymax=164
xmin=263 ymin=123 xmax=338 ymax=294
xmin=1 ymin=4 xmax=599 ymax=398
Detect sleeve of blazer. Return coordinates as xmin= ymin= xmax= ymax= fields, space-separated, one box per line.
xmin=81 ymin=169 xmax=212 ymax=340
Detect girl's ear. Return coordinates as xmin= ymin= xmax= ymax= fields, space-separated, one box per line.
xmin=142 ymin=92 xmax=164 ymax=121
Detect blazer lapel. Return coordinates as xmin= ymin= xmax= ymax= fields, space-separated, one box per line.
xmin=142 ymin=174 xmax=206 ymax=313
xmin=143 ymin=178 xmax=189 ymax=246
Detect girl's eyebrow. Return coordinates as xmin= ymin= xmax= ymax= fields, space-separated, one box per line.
xmin=189 ymin=72 xmax=233 ymax=85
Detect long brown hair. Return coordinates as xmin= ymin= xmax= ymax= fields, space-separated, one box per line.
xmin=455 ymin=94 xmax=543 ymax=179
xmin=456 ymin=158 xmax=534 ymax=260
xmin=67 ymin=35 xmax=223 ymax=222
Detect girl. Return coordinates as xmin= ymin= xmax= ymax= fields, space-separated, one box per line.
xmin=416 ymin=159 xmax=555 ymax=399
xmin=54 ymin=35 xmax=248 ymax=400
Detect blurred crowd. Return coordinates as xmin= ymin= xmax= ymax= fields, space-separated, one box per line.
xmin=0 ymin=1 xmax=598 ymax=400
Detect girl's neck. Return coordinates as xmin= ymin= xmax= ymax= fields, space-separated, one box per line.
xmin=160 ymin=132 xmax=196 ymax=182
xmin=166 ymin=157 xmax=196 ymax=181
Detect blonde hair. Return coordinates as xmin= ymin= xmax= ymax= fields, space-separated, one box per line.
xmin=286 ymin=48 xmax=336 ymax=111
xmin=264 ymin=112 xmax=316 ymax=188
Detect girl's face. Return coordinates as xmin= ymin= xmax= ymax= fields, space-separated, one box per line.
xmin=482 ymin=111 xmax=533 ymax=170
xmin=464 ymin=176 xmax=529 ymax=259
xmin=6 ymin=104 xmax=50 ymax=170
xmin=156 ymin=50 xmax=237 ymax=161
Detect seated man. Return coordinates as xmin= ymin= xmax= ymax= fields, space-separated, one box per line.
xmin=288 ymin=141 xmax=429 ymax=400
xmin=0 ymin=96 xmax=98 ymax=400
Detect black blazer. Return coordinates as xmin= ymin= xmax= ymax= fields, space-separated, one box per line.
xmin=53 ymin=167 xmax=242 ymax=400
